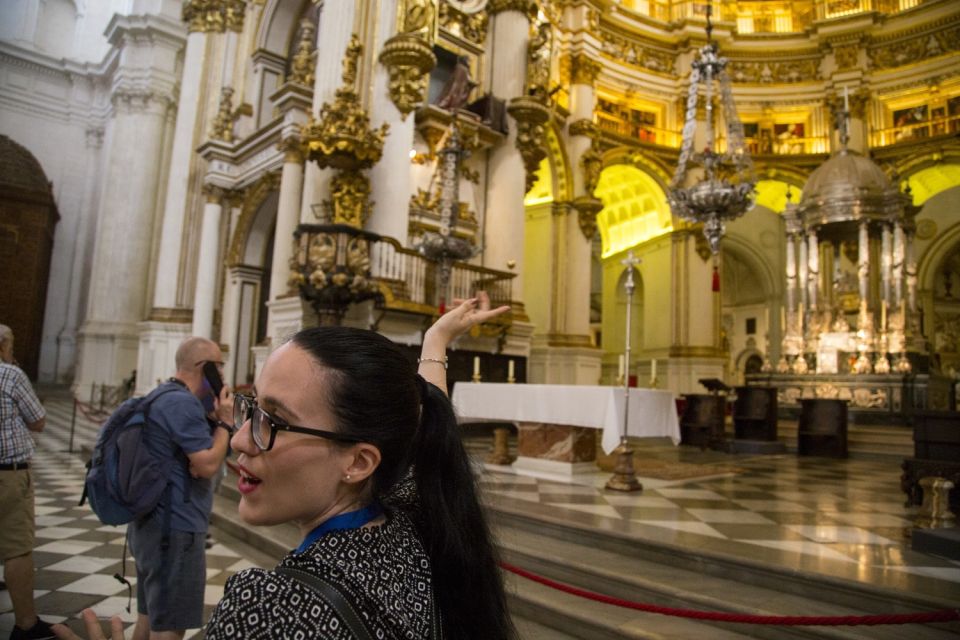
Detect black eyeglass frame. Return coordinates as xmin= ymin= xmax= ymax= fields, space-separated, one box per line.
xmin=233 ymin=393 xmax=363 ymax=451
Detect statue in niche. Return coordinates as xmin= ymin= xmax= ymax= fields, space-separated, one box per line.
xmin=435 ymin=56 xmax=477 ymax=111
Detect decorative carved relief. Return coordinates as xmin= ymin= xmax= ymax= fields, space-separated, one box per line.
xmin=825 ymin=87 xmax=869 ymax=121
xmin=527 ymin=22 xmax=553 ymax=100
xmin=572 ymin=196 xmax=603 ymax=240
xmin=727 ymin=57 xmax=820 ymax=84
xmin=599 ymin=32 xmax=674 ymax=75
xmin=379 ymin=34 xmax=437 ymax=119
xmin=439 ymin=2 xmax=488 ymax=46
xmin=487 ymin=0 xmax=537 ymax=18
xmin=507 ymin=96 xmax=551 ymax=193
xmin=833 ymin=43 xmax=859 ymax=71
xmin=209 ymin=87 xmax=252 ymax=143
xmin=868 ymin=23 xmax=960 ymax=70
xmin=568 ymin=118 xmax=596 ymax=138
xmin=567 ymin=52 xmax=602 ymax=87
xmin=183 ymin=0 xmax=246 ymax=33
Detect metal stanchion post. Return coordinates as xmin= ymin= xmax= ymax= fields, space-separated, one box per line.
xmin=606 ymin=251 xmax=643 ymax=492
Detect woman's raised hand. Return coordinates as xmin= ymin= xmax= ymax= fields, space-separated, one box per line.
xmin=427 ymin=292 xmax=510 ymax=347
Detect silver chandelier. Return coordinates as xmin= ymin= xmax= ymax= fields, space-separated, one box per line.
xmin=668 ymin=9 xmax=755 ymax=256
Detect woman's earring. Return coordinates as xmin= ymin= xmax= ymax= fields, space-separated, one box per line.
xmin=344 ymin=474 xmax=351 ymax=482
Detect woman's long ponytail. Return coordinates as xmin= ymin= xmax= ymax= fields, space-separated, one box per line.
xmin=411 ymin=380 xmax=515 ymax=640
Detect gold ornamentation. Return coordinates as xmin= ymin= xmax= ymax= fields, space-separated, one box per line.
xmin=438 ymin=3 xmax=488 ymax=46
xmin=833 ymin=43 xmax=859 ymax=71
xmin=487 ymin=0 xmax=537 ymax=19
xmin=379 ymin=34 xmax=437 ymax=120
xmin=599 ymin=32 xmax=673 ymax=75
xmin=825 ymin=87 xmax=868 ymax=121
xmin=320 ymin=172 xmax=374 ymax=227
xmin=727 ymin=57 xmax=820 ymax=84
xmin=568 ymin=53 xmax=602 ymax=87
xmin=572 ymin=196 xmax=603 ymax=240
xmin=398 ymin=0 xmax=436 ymax=38
xmin=302 ymin=35 xmax=390 ymax=227
xmin=868 ymin=24 xmax=960 ymax=70
xmin=568 ymin=118 xmax=596 ymax=138
xmin=203 ymin=183 xmax=225 ymax=203
xmin=183 ymin=0 xmax=245 ymax=33
xmin=278 ymin=136 xmax=304 ymax=164
xmin=288 ymin=18 xmax=316 ymax=87
xmin=507 ymin=96 xmax=551 ymax=193
xmin=209 ymin=87 xmax=252 ymax=142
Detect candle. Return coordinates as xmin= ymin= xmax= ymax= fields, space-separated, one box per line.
xmin=651 ymin=358 xmax=657 ymax=380
xmin=844 ymin=86 xmax=849 ymax=112
xmin=508 ymin=359 xmax=515 ymax=380
xmin=881 ymin=300 xmax=887 ymax=332
xmin=780 ymin=307 xmax=786 ymax=333
xmin=618 ymin=355 xmax=625 ymax=379
xmin=900 ymin=299 xmax=906 ymax=327
xmin=473 ymin=356 xmax=480 ymax=377
xmin=798 ymin=301 xmax=804 ymax=330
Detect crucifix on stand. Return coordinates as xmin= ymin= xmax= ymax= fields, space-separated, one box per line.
xmin=606 ymin=251 xmax=643 ymax=492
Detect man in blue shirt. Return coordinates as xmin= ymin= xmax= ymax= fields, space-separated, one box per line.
xmin=127 ymin=337 xmax=234 ymax=640
xmin=0 ymin=324 xmax=55 ymax=640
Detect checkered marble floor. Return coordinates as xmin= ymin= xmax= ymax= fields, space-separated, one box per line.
xmin=0 ymin=394 xmax=268 ymax=638
xmin=471 ymin=438 xmax=960 ymax=601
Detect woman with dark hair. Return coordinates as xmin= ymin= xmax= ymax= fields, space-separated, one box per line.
xmin=55 ymin=296 xmax=514 ymax=640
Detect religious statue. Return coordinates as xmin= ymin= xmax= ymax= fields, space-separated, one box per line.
xmin=526 ymin=22 xmax=552 ymax=101
xmin=435 ymin=56 xmax=477 ymax=111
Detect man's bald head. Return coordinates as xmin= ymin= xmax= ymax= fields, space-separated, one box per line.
xmin=175 ymin=337 xmax=221 ymax=374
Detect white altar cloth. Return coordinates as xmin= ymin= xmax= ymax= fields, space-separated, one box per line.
xmin=451 ymin=383 xmax=680 ymax=454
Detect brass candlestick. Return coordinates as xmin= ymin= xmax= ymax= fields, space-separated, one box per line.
xmin=487 ymin=370 xmax=514 ymax=465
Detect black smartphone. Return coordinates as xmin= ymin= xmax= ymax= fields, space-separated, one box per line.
xmin=202 ymin=361 xmax=224 ymax=398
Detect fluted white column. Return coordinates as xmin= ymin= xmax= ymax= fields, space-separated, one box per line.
xmin=893 ymin=223 xmax=905 ymax=306
xmin=785 ymin=232 xmax=797 ymax=316
xmin=483 ymin=4 xmax=531 ymax=299
xmin=270 ymin=141 xmax=306 ymax=301
xmin=880 ymin=222 xmax=893 ymax=308
xmin=191 ymin=186 xmax=224 ymax=338
xmin=858 ymin=221 xmax=870 ymax=304
xmin=152 ymin=30 xmax=209 ymax=310
xmin=797 ymin=231 xmax=808 ymax=310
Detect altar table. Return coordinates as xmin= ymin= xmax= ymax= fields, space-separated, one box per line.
xmin=452 ymin=383 xmax=680 ymax=462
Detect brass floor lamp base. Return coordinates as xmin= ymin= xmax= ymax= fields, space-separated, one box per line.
xmin=605 ymin=442 xmax=643 ymax=492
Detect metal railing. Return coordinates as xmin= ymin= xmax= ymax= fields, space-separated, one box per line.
xmin=871 ymin=113 xmax=960 ymax=147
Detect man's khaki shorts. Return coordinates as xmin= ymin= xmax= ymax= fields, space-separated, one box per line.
xmin=0 ymin=469 xmax=35 ymax=560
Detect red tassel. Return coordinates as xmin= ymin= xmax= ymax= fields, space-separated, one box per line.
xmin=712 ymin=265 xmax=720 ymax=292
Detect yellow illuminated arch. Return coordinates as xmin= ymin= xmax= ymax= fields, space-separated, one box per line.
xmin=595 ymin=164 xmax=672 ymax=258
xmin=524 ymin=157 xmax=553 ymax=206
xmin=754 ymin=179 xmax=803 ymax=213
xmin=906 ymin=164 xmax=960 ymax=206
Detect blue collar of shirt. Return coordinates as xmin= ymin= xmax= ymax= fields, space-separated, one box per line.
xmin=295 ymin=502 xmax=383 ymax=554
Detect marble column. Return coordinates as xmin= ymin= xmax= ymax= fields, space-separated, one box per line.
xmin=74 ymin=14 xmax=184 ymax=398
xmin=152 ymin=28 xmax=210 ymax=311
xmin=368 ymin=0 xmax=415 ymax=241
xmin=893 ymin=222 xmax=905 ymax=307
xmin=300 ymin=0 xmax=358 ymax=221
xmin=191 ymin=186 xmax=225 ymax=338
xmin=857 ymin=221 xmax=870 ymax=305
xmin=483 ymin=2 xmax=532 ymax=299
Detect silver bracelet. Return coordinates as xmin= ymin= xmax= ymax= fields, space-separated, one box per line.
xmin=417 ymin=356 xmax=448 ymax=369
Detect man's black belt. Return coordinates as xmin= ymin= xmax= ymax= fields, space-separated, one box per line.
xmin=0 ymin=461 xmax=29 ymax=471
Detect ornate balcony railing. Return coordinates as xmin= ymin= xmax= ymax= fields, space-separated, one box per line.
xmin=292 ymin=224 xmax=514 ymax=322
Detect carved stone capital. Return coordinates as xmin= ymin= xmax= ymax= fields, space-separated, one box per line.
xmin=378 ymin=33 xmax=437 ymax=120
xmin=572 ymin=195 xmax=603 ymax=240
xmin=203 ymin=183 xmax=225 ymax=203
xmin=507 ymin=96 xmax=551 ymax=194
xmin=279 ymin=136 xmax=304 ymax=164
xmin=487 ymin=0 xmax=537 ymax=19
xmin=85 ymin=127 xmax=105 ymax=149
xmin=568 ymin=118 xmax=597 ymax=138
xmin=111 ymin=89 xmax=173 ymax=114
xmin=568 ymin=52 xmax=602 ymax=87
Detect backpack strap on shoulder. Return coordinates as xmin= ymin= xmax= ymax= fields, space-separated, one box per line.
xmin=275 ymin=567 xmax=375 ymax=640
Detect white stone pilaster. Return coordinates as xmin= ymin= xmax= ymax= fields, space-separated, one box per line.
xmin=269 ymin=147 xmax=305 ymax=302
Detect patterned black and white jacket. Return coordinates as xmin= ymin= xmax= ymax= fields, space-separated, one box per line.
xmin=205 ymin=502 xmax=433 ymax=639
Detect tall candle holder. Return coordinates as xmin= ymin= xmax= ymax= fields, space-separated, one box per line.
xmin=606 ymin=251 xmax=643 ymax=493
xmin=874 ymin=332 xmax=891 ymax=374
xmin=471 ymin=372 xmax=481 ymax=383
xmin=486 ymin=371 xmax=514 ymax=465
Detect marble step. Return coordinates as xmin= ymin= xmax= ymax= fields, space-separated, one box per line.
xmin=489 ymin=499 xmax=960 ymax=640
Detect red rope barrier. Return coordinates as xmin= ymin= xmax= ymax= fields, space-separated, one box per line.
xmin=501 ymin=562 xmax=960 ymax=626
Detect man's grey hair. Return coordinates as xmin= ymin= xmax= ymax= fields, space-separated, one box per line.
xmin=0 ymin=324 xmax=12 ymax=346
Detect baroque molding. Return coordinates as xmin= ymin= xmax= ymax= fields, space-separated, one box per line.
xmin=487 ymin=0 xmax=537 ymax=19
xmin=110 ymin=88 xmax=174 ymax=114
xmin=379 ymin=34 xmax=437 ymax=120
xmin=599 ymin=31 xmax=674 ymax=75
xmin=568 ymin=118 xmax=596 ymax=138
xmin=183 ymin=0 xmax=247 ymax=34
xmin=439 ymin=3 xmax=488 ymax=46
xmin=507 ymin=96 xmax=551 ymax=194
xmin=727 ymin=56 xmax=820 ymax=84
xmin=278 ymin=136 xmax=304 ymax=164
xmin=833 ymin=43 xmax=859 ymax=71
xmin=867 ymin=21 xmax=960 ymax=70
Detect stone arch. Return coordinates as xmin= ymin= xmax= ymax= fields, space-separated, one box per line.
xmin=594 ymin=163 xmax=672 ymax=258
xmin=721 ymin=235 xmax=778 ymax=300
xmin=524 ymin=121 xmax=572 ymax=205
xmin=255 ymin=0 xmax=309 ymax=57
xmin=228 ymin=172 xmax=281 ymax=268
xmin=0 ymin=135 xmax=59 ymax=380
xmin=886 ymin=138 xmax=960 ymax=180
xmin=917 ymin=188 xmax=960 ymax=294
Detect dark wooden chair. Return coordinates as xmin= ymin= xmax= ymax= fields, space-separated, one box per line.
xmin=797 ymin=398 xmax=848 ymax=458
xmin=901 ymin=410 xmax=960 ymax=512
xmin=733 ymin=386 xmax=778 ymax=441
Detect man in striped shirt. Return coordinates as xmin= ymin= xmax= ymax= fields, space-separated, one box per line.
xmin=0 ymin=324 xmax=54 ymax=640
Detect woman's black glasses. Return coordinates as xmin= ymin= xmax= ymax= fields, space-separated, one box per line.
xmin=233 ymin=393 xmax=362 ymax=452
